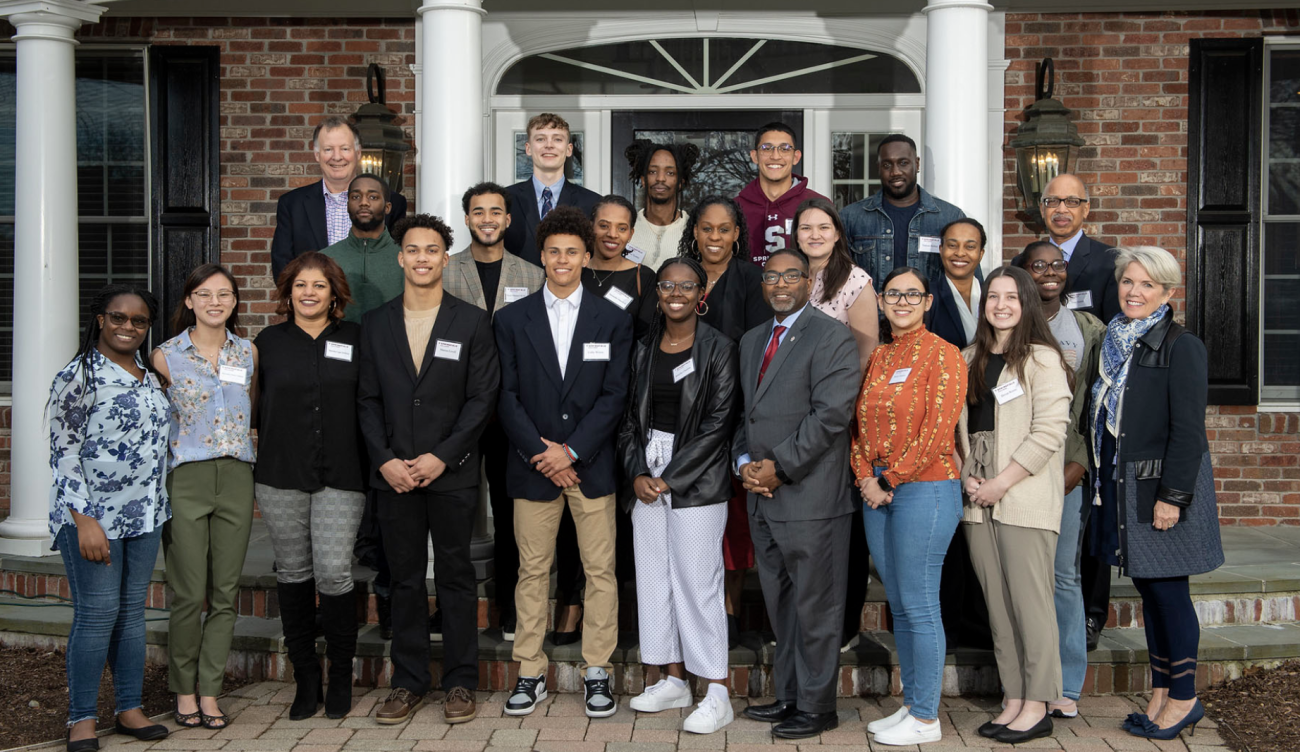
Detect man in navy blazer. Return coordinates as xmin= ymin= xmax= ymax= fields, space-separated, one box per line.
xmin=494 ymin=206 xmax=631 ymax=719
xmin=271 ymin=116 xmax=407 ymax=280
xmin=502 ymin=113 xmax=601 ymax=267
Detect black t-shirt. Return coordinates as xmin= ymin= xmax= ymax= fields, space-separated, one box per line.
xmin=970 ymin=353 xmax=1006 ymax=434
xmin=476 ymin=258 xmax=503 ymax=317
xmin=651 ymin=346 xmax=693 ymax=433
xmin=881 ymin=199 xmax=921 ymax=270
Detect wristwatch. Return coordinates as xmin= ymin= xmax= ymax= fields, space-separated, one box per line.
xmin=877 ymin=475 xmax=894 ymax=493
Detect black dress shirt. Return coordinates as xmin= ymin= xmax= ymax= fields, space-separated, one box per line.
xmin=254 ymin=320 xmax=365 ymax=492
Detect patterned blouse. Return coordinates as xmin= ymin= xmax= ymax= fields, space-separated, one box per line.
xmin=47 ymin=350 xmax=172 ymax=547
xmin=158 ymin=328 xmax=256 ymax=468
xmin=850 ymin=325 xmax=968 ymax=487
xmin=811 ymin=266 xmax=872 ymax=325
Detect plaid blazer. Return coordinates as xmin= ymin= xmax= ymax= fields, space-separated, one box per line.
xmin=443 ymin=248 xmax=545 ymax=318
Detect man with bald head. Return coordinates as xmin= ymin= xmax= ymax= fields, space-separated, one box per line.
xmin=1035 ymin=174 xmax=1120 ymax=322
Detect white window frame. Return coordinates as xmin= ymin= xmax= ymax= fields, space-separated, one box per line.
xmin=1259 ymin=37 xmax=1300 ymax=408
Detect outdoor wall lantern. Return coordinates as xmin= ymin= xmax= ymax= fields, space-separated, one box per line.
xmin=1010 ymin=58 xmax=1086 ymax=226
xmin=352 ymin=64 xmax=410 ymax=194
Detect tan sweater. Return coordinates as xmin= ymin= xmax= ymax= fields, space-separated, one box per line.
xmin=958 ymin=344 xmax=1073 ymax=532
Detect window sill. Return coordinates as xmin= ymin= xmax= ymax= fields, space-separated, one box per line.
xmin=1257 ymin=402 xmax=1300 ymax=413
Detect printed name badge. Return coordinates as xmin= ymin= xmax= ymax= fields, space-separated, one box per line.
xmin=584 ymin=342 xmax=611 ymax=361
xmin=889 ymin=367 xmax=912 ymax=385
xmin=504 ymin=287 xmax=529 ymax=304
xmin=1065 ymin=290 xmax=1093 ymax=310
xmin=324 ymin=341 xmax=353 ymax=362
xmin=218 ymin=365 xmax=247 ymax=385
xmin=433 ymin=339 xmax=463 ymax=361
xmin=672 ymin=359 xmax=696 ymax=383
xmin=624 ymin=245 xmax=647 ymax=264
xmin=918 ymin=236 xmax=942 ymax=254
xmin=605 ymin=286 xmax=634 ymax=310
xmin=992 ymin=379 xmax=1026 ymax=405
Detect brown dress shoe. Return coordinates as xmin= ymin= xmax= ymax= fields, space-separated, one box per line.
xmin=444 ymin=686 xmax=477 ymax=724
xmin=375 ymin=688 xmax=424 ymax=725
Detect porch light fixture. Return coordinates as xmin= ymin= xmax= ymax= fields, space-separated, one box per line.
xmin=352 ymin=64 xmax=410 ymax=195
xmin=1010 ymin=58 xmax=1085 ymax=226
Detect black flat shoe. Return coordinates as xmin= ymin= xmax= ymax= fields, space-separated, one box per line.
xmin=114 ymin=721 xmax=169 ymax=741
xmin=772 ymin=710 xmax=838 ymax=739
xmin=551 ymin=629 xmax=581 ymax=646
xmin=977 ymin=720 xmax=1006 ymax=738
xmin=743 ymin=700 xmax=798 ymax=723
xmin=66 ymin=732 xmax=99 ymax=752
xmin=1086 ymin=618 xmax=1102 ymax=652
xmin=993 ymin=716 xmax=1054 ymax=744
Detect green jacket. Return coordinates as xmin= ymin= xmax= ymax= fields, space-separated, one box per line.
xmin=323 ymin=230 xmax=402 ymax=322
xmin=1065 ymin=309 xmax=1106 ymax=471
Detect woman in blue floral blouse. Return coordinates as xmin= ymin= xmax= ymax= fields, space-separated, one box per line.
xmin=49 ymin=285 xmax=172 ymax=752
xmin=151 ymin=264 xmax=258 ymax=730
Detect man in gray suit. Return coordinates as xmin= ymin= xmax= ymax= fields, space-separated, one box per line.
xmin=732 ymin=248 xmax=860 ymax=739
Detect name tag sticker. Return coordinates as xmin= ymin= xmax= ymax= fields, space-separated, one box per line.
xmin=992 ymin=379 xmax=1026 ymax=405
xmin=218 ymin=365 xmax=247 ymax=385
xmin=605 ymin=287 xmax=634 ymax=310
xmin=324 ymin=341 xmax=353 ymax=362
xmin=584 ymin=342 xmax=611 ymax=361
xmin=624 ymin=245 xmax=646 ymax=264
xmin=918 ymin=236 xmax=942 ymax=254
xmin=504 ymin=287 xmax=528 ymax=304
xmin=889 ymin=368 xmax=912 ymax=385
xmin=1065 ymin=290 xmax=1093 ymax=310
xmin=672 ymin=359 xmax=696 ymax=383
xmin=433 ymin=339 xmax=463 ymax=361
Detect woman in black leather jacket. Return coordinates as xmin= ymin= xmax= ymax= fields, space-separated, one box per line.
xmin=617 ymin=256 xmax=741 ymax=735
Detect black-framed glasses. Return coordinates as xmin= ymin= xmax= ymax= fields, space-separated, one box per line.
xmin=1041 ymin=196 xmax=1087 ymax=208
xmin=756 ymin=143 xmax=795 ymax=153
xmin=103 ymin=311 xmax=152 ymax=330
xmin=1028 ymin=259 xmax=1068 ymax=274
xmin=656 ymin=280 xmax=700 ymax=294
xmin=760 ymin=270 xmax=808 ymax=285
xmin=881 ymin=290 xmax=927 ymax=305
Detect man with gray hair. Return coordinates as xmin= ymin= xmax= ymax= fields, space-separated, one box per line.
xmin=271 ymin=115 xmax=408 ymax=279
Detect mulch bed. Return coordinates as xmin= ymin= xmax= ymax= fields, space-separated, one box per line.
xmin=1202 ymin=660 xmax=1300 ymax=752
xmin=0 ymin=646 xmax=252 ymax=750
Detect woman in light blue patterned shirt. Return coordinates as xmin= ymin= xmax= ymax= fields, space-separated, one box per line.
xmin=151 ymin=264 xmax=258 ymax=731
xmin=49 ymin=285 xmax=172 ymax=750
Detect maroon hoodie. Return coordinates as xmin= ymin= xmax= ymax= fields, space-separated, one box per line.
xmin=735 ymin=176 xmax=829 ymax=267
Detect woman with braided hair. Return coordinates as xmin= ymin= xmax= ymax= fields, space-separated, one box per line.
xmin=625 ymin=140 xmax=700 ymax=271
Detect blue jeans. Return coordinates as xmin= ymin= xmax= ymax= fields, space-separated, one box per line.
xmin=1054 ymin=486 xmax=1089 ymax=700
xmin=58 ymin=524 xmax=161 ymax=726
xmin=863 ymin=477 xmax=962 ymax=720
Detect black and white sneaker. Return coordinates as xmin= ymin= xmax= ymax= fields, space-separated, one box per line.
xmin=504 ymin=675 xmax=546 ymax=716
xmin=584 ymin=667 xmax=616 ymax=718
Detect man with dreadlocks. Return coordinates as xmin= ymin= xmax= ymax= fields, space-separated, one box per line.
xmin=625 ymin=140 xmax=699 ymax=271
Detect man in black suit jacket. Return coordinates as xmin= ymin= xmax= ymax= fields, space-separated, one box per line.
xmin=271 ymin=116 xmax=408 ymax=280
xmin=494 ymin=206 xmax=632 ymax=719
xmin=1033 ymin=174 xmax=1121 ymax=323
xmin=357 ymin=214 xmax=499 ymax=727
xmin=502 ymin=113 xmax=601 ymax=267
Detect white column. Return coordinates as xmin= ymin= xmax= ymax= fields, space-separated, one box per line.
xmin=0 ymin=0 xmax=105 ymax=556
xmin=922 ymin=0 xmax=992 ymax=233
xmin=417 ymin=0 xmax=485 ymax=222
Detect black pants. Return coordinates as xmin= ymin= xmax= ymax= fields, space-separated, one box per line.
xmin=377 ymin=486 xmax=478 ymax=694
xmin=482 ymin=422 xmax=517 ymax=623
xmin=1133 ymin=576 xmax=1199 ymax=700
xmin=1081 ymin=528 xmax=1112 ymax=625
xmin=843 ymin=504 xmax=869 ymax=639
xmin=938 ymin=528 xmax=993 ymax=650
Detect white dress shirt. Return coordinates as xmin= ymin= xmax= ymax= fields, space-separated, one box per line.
xmin=543 ymin=283 xmax=584 ymax=379
xmin=947 ymin=275 xmax=981 ymax=345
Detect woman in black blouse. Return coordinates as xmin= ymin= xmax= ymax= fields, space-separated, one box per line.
xmin=254 ymin=252 xmax=365 ymax=721
xmin=583 ymin=195 xmax=657 ymax=337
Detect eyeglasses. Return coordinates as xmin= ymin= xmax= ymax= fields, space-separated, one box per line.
xmin=192 ymin=290 xmax=235 ymax=303
xmin=756 ymin=143 xmax=795 ymax=154
xmin=1028 ymin=259 xmax=1068 ymax=274
xmin=761 ymin=270 xmax=808 ymax=285
xmin=103 ymin=311 xmax=152 ymax=330
xmin=1041 ymin=196 xmax=1087 ymax=208
xmin=656 ymin=280 xmax=700 ymax=294
xmin=882 ymin=290 xmax=927 ymax=305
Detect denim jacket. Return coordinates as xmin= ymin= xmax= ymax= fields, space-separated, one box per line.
xmin=841 ymin=187 xmax=966 ymax=291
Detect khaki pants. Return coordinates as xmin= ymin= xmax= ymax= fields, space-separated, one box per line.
xmin=963 ymin=519 xmax=1062 ymax=702
xmin=513 ymin=486 xmax=618 ymax=676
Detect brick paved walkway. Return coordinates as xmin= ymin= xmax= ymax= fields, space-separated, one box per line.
xmin=37 ymin=682 xmax=1230 ymax=752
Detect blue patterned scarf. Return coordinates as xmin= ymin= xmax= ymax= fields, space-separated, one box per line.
xmin=1091 ymin=304 xmax=1169 ymax=465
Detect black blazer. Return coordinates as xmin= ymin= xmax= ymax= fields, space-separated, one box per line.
xmin=700 ymin=258 xmax=769 ymax=343
xmin=357 ymin=292 xmax=499 ymax=493
xmin=494 ymin=289 xmax=633 ymax=502
xmin=1067 ymin=233 xmax=1121 ymax=323
xmin=271 ymin=179 xmax=408 ymax=280
xmin=924 ymin=272 xmax=982 ymax=349
xmin=502 ymin=179 xmax=602 ymax=268
xmin=616 ymin=323 xmax=740 ymax=512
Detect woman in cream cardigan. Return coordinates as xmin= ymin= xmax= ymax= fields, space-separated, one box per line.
xmin=958 ymin=265 xmax=1073 ymax=745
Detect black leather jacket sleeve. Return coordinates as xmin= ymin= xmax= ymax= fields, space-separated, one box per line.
xmin=616 ymin=341 xmax=653 ymax=484
xmin=661 ymin=337 xmax=740 ymax=499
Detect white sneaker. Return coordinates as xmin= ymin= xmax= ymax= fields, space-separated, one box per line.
xmin=683 ymin=694 xmax=734 ymax=734
xmin=867 ymin=705 xmax=911 ymax=734
xmin=873 ymin=715 xmax=943 ymax=746
xmin=629 ymin=678 xmax=693 ymax=712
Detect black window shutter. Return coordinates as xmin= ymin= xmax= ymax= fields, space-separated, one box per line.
xmin=149 ymin=45 xmax=220 ymax=338
xmin=1185 ymin=38 xmax=1262 ymax=406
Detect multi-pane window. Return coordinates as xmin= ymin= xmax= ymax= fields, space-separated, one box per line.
xmin=830 ymin=132 xmax=887 ymax=209
xmin=1263 ymin=45 xmax=1300 ymax=402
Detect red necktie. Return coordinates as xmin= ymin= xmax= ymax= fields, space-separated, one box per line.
xmin=757 ymin=325 xmax=786 ymax=386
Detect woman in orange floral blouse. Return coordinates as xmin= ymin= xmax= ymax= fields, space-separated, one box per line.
xmin=850 ymin=266 xmax=967 ymax=747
